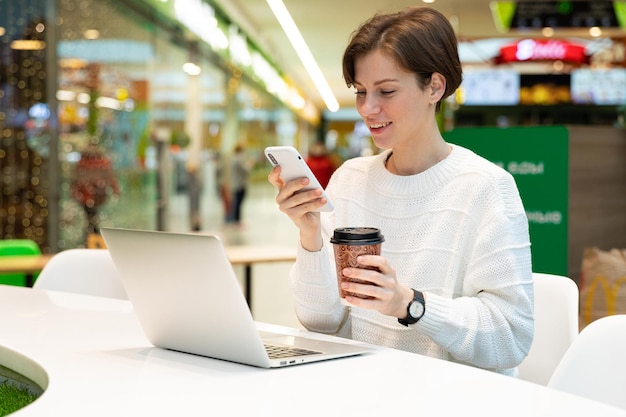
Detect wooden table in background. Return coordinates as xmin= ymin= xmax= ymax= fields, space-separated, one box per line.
xmin=0 ymin=246 xmax=298 ymax=308
xmin=0 ymin=254 xmax=54 ymax=287
xmin=226 ymin=245 xmax=297 ymax=310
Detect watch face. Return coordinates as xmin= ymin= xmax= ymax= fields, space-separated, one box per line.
xmin=409 ymin=300 xmax=424 ymax=319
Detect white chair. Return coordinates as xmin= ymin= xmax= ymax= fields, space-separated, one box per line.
xmin=548 ymin=314 xmax=626 ymax=410
xmin=34 ymin=249 xmax=127 ymax=300
xmin=517 ymin=272 xmax=579 ymax=385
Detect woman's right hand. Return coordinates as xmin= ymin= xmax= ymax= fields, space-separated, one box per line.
xmin=268 ymin=165 xmax=326 ymax=251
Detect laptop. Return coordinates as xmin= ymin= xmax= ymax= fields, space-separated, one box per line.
xmin=100 ymin=227 xmax=373 ymax=368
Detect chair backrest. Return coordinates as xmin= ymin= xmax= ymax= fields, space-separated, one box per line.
xmin=0 ymin=239 xmax=42 ymax=286
xmin=0 ymin=239 xmax=41 ymax=256
xmin=517 ymin=272 xmax=579 ymax=385
xmin=548 ymin=314 xmax=626 ymax=410
xmin=34 ymin=249 xmax=127 ymax=300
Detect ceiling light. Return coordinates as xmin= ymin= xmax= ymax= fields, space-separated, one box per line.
xmin=266 ymin=0 xmax=339 ymax=112
xmin=182 ymin=62 xmax=201 ymax=76
xmin=95 ymin=96 xmax=123 ymax=110
xmin=83 ymin=29 xmax=100 ymax=40
xmin=56 ymin=90 xmax=77 ymax=101
xmin=10 ymin=40 xmax=46 ymax=50
xmin=60 ymin=58 xmax=88 ymax=69
xmin=589 ymin=27 xmax=602 ymax=37
xmin=77 ymin=93 xmax=91 ymax=104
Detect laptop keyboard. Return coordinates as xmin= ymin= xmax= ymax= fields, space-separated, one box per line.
xmin=264 ymin=344 xmax=321 ymax=359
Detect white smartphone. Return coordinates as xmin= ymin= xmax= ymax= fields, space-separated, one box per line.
xmin=264 ymin=146 xmax=334 ymax=212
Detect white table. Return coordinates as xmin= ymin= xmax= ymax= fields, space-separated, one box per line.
xmin=1 ymin=285 xmax=625 ymax=417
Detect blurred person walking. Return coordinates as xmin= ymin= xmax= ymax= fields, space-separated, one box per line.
xmin=226 ymin=144 xmax=251 ymax=226
xmin=305 ymin=142 xmax=337 ymax=189
xmin=215 ymin=151 xmax=231 ymax=222
xmin=71 ymin=142 xmax=120 ymax=236
xmin=186 ymin=159 xmax=203 ymax=231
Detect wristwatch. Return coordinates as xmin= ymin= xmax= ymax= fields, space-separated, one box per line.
xmin=398 ymin=289 xmax=426 ymax=326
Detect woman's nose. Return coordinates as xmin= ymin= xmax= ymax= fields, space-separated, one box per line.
xmin=357 ymin=95 xmax=380 ymax=116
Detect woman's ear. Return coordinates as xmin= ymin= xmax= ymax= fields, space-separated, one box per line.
xmin=430 ymin=72 xmax=446 ymax=103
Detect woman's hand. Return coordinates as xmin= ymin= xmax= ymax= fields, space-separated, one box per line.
xmin=268 ymin=165 xmax=328 ymax=251
xmin=340 ymin=255 xmax=414 ymax=318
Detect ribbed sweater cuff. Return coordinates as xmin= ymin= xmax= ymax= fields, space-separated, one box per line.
xmin=295 ymin=242 xmax=335 ymax=285
xmin=418 ymin=292 xmax=451 ymax=335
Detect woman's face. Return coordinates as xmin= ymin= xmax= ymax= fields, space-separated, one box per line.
xmin=353 ymin=49 xmax=434 ymax=150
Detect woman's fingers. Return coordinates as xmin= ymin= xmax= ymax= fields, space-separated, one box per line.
xmin=340 ymin=255 xmax=411 ymax=316
xmin=267 ymin=165 xmax=284 ymax=188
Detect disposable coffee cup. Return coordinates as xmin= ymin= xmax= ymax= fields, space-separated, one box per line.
xmin=330 ymin=227 xmax=384 ymax=305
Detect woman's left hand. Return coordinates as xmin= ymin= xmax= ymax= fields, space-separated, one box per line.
xmin=341 ymin=255 xmax=414 ymax=319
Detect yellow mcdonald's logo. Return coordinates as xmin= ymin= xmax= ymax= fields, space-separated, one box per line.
xmin=582 ymin=275 xmax=626 ymax=324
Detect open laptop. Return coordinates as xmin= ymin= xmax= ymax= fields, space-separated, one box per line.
xmin=100 ymin=227 xmax=372 ymax=368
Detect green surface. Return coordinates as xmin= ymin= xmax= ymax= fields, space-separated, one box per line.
xmin=0 ymin=239 xmax=42 ymax=287
xmin=0 ymin=365 xmax=42 ymax=416
xmin=445 ymin=126 xmax=569 ymax=276
xmin=0 ymin=382 xmax=38 ymax=416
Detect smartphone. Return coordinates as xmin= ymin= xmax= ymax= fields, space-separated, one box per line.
xmin=264 ymin=146 xmax=334 ymax=212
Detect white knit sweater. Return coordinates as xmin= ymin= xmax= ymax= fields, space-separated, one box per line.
xmin=289 ymin=144 xmax=534 ymax=375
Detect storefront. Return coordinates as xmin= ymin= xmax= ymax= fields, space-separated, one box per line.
xmin=0 ymin=0 xmax=317 ymax=251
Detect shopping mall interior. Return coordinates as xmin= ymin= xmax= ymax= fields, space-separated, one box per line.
xmin=1 ymin=0 xmax=626 ymax=324
xmin=2 ymin=1 xmax=626 ymax=415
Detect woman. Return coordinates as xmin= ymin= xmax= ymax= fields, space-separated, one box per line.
xmin=268 ymin=7 xmax=533 ymax=375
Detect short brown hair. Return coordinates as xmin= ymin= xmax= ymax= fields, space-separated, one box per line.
xmin=342 ymin=7 xmax=462 ymax=112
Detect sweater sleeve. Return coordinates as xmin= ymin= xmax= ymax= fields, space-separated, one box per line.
xmin=288 ymin=242 xmax=351 ymax=336
xmin=417 ymin=176 xmax=534 ymax=371
xmin=287 ymin=167 xmax=351 ymax=335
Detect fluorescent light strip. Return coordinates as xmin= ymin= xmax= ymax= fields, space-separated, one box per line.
xmin=266 ymin=0 xmax=339 ymax=112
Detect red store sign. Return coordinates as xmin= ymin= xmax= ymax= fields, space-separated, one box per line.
xmin=496 ymin=39 xmax=589 ymax=64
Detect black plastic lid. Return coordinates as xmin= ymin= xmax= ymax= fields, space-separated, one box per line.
xmin=330 ymin=227 xmax=384 ymax=245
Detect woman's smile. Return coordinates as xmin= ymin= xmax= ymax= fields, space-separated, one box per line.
xmin=369 ymin=121 xmax=392 ymax=134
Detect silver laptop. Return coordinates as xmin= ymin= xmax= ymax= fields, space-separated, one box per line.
xmin=100 ymin=227 xmax=372 ymax=368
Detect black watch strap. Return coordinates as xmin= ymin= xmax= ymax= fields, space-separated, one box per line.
xmin=398 ymin=289 xmax=425 ymax=327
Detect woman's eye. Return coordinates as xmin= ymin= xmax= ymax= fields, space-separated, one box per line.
xmin=355 ymin=91 xmax=366 ymax=97
xmin=381 ymin=90 xmax=395 ymax=96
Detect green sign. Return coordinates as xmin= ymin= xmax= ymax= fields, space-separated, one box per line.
xmin=491 ymin=1 xmax=626 ymax=31
xmin=445 ymin=126 xmax=569 ymax=276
